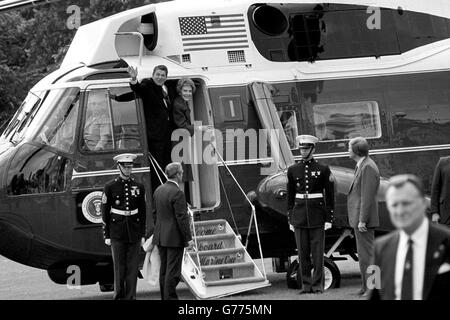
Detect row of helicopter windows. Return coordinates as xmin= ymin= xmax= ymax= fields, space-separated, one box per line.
xmin=250 ymin=5 xmax=450 ymax=62
xmin=271 ymin=72 xmax=450 ymax=152
xmin=27 ymin=87 xmax=142 ymax=154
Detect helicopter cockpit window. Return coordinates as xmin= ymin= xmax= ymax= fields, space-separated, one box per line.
xmin=38 ymin=93 xmax=80 ymax=153
xmin=26 ymin=87 xmax=81 ymax=153
xmin=82 ymin=90 xmax=113 ymax=151
xmin=3 ymin=92 xmax=41 ymax=144
xmin=81 ymin=88 xmax=141 ymax=152
xmin=312 ymin=101 xmax=381 ymax=141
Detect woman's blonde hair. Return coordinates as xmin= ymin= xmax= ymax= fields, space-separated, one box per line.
xmin=176 ymin=77 xmax=196 ymax=95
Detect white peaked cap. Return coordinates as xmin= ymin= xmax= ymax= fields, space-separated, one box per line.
xmin=296 ymin=135 xmax=319 ymax=147
xmin=113 ymin=153 xmax=137 ymax=163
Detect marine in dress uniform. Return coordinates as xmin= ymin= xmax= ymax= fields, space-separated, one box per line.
xmin=287 ymin=135 xmax=335 ymax=293
xmin=101 ymin=153 xmax=146 ymax=300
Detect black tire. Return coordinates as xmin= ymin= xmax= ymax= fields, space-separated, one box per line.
xmin=324 ymin=256 xmax=341 ymax=289
xmin=286 ymin=257 xmax=341 ymax=290
xmin=286 ymin=259 xmax=300 ymax=289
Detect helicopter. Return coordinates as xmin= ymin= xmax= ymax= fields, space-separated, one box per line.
xmin=0 ymin=0 xmax=449 ymax=292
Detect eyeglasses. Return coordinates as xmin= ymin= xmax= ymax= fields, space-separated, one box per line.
xmin=387 ymin=174 xmax=424 ymax=196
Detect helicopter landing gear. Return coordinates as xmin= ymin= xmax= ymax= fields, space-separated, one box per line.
xmin=286 ymin=228 xmax=353 ymax=290
xmin=286 ymin=257 xmax=341 ymax=290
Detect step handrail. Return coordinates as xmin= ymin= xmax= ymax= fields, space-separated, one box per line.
xmin=211 ymin=143 xmax=267 ymax=280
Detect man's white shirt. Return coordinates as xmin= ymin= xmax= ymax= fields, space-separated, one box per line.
xmin=395 ymin=218 xmax=429 ymax=300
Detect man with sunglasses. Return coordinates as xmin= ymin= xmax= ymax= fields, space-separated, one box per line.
xmin=287 ymin=135 xmax=335 ymax=294
xmin=101 ymin=153 xmax=147 ymax=300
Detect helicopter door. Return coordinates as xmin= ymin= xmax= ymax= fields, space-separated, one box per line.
xmin=185 ymin=79 xmax=220 ymax=210
xmin=72 ymin=85 xmax=150 ymax=227
xmin=249 ymin=82 xmax=294 ymax=171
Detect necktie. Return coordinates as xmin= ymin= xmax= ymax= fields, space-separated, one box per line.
xmin=162 ymin=86 xmax=170 ymax=108
xmin=401 ymin=238 xmax=414 ymax=300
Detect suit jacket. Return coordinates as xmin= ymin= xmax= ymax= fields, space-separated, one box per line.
xmin=431 ymin=156 xmax=450 ymax=225
xmin=152 ymin=181 xmax=192 ymax=248
xmin=370 ymin=222 xmax=450 ymax=300
xmin=130 ymin=79 xmax=172 ymax=142
xmin=347 ymin=156 xmax=380 ymax=228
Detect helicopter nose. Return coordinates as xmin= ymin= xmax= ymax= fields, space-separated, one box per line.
xmin=0 ymin=213 xmax=33 ymax=266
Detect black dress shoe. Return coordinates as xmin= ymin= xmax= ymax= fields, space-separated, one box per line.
xmin=312 ymin=289 xmax=324 ymax=294
xmin=354 ymin=288 xmax=366 ymax=296
xmin=298 ymin=289 xmax=312 ymax=294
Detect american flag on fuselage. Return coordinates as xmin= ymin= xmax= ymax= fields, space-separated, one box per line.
xmin=179 ymin=14 xmax=249 ymax=52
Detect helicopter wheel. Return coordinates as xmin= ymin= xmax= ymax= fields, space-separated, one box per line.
xmin=286 ymin=257 xmax=341 ymax=290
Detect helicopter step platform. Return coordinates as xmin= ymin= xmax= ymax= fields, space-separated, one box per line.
xmin=182 ymin=219 xmax=270 ymax=299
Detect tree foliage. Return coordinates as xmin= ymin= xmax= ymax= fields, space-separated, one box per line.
xmin=0 ymin=0 xmax=162 ymax=127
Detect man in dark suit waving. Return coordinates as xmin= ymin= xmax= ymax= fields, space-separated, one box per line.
xmin=347 ymin=137 xmax=380 ymax=296
xmin=152 ymin=162 xmax=194 ymax=300
xmin=370 ymin=174 xmax=450 ymax=300
xmin=127 ymin=65 xmax=173 ymax=192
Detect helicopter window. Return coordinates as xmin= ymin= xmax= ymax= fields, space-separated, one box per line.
xmin=7 ymin=144 xmax=69 ymax=195
xmin=110 ymin=87 xmax=141 ymax=150
xmin=387 ymin=73 xmax=450 ymax=147
xmin=81 ymin=88 xmax=141 ymax=152
xmin=312 ymin=101 xmax=381 ymax=142
xmin=82 ymin=90 xmax=113 ymax=151
xmin=29 ymin=88 xmax=81 ymax=153
xmin=47 ymin=96 xmax=80 ymax=153
xmin=278 ymin=110 xmax=298 ymax=149
xmin=4 ymin=92 xmax=41 ymax=144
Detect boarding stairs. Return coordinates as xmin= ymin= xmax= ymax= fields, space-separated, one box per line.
xmin=147 ymin=125 xmax=271 ymax=299
xmin=181 ymin=218 xmax=269 ymax=299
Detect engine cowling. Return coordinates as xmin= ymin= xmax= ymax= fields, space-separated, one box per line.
xmin=251 ymin=165 xmax=395 ymax=232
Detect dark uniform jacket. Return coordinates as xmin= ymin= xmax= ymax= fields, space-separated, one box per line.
xmin=130 ymin=78 xmax=172 ymax=143
xmin=101 ymin=176 xmax=146 ymax=243
xmin=431 ymin=156 xmax=450 ymax=226
xmin=370 ymin=222 xmax=450 ymax=300
xmin=287 ymin=158 xmax=334 ymax=228
xmin=152 ymin=181 xmax=192 ymax=248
